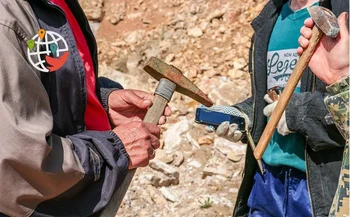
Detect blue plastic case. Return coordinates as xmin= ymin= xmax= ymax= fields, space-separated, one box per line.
xmin=195 ymin=108 xmax=245 ymax=130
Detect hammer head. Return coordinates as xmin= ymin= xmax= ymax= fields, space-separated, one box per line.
xmin=144 ymin=57 xmax=213 ymax=107
xmin=308 ymin=6 xmax=340 ymax=38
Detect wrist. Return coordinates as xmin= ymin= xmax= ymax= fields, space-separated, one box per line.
xmin=327 ymin=67 xmax=349 ymax=85
xmin=326 ymin=75 xmax=350 ymax=95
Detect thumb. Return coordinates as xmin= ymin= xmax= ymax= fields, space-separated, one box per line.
xmin=216 ymin=121 xmax=230 ymax=136
xmin=124 ymin=91 xmax=152 ymax=109
xmin=263 ymin=102 xmax=276 ymax=117
xmin=337 ymin=12 xmax=349 ymax=39
xmin=264 ymin=94 xmax=274 ymax=104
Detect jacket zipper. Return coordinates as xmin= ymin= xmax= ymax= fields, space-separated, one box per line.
xmin=305 ymin=144 xmax=315 ymax=217
xmin=234 ymin=39 xmax=256 ymax=215
xmin=312 ymin=74 xmax=316 ymax=92
xmin=72 ymin=0 xmax=100 ymax=132
xmin=251 ymin=41 xmax=257 ymax=139
xmin=235 ymin=39 xmax=256 ymax=204
xmin=306 ymin=73 xmax=316 ymax=217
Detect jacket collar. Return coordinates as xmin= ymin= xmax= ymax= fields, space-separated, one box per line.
xmin=251 ymin=0 xmax=332 ymax=31
xmin=251 ymin=0 xmax=288 ymax=31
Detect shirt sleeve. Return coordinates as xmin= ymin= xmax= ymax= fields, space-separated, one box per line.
xmin=326 ymin=77 xmax=350 ymax=217
xmin=285 ymin=89 xmax=345 ymax=151
xmin=97 ymin=77 xmax=124 ymax=113
xmin=324 ymin=76 xmax=349 ymax=140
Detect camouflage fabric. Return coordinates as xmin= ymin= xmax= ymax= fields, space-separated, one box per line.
xmin=325 ymin=76 xmax=349 ymax=139
xmin=325 ymin=76 xmax=349 ymax=217
xmin=329 ymin=143 xmax=349 ymax=217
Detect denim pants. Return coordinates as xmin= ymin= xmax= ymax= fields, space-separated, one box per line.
xmin=248 ymin=161 xmax=312 ymax=217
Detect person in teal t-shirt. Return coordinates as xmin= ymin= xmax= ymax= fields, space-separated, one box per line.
xmin=208 ymin=0 xmax=348 ymax=215
xmin=207 ymin=0 xmax=344 ymax=216
xmin=262 ymin=1 xmax=318 ymax=173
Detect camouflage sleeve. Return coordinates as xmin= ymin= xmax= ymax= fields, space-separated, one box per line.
xmin=328 ymin=140 xmax=349 ymax=217
xmin=324 ymin=76 xmax=349 ymax=139
xmin=326 ymin=76 xmax=349 ymax=217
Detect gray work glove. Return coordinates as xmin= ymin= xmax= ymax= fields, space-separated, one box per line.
xmin=205 ymin=106 xmax=250 ymax=142
xmin=263 ymin=94 xmax=292 ymax=136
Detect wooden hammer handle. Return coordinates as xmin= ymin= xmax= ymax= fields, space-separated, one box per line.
xmin=144 ymin=95 xmax=169 ymax=124
xmin=99 ymin=94 xmax=170 ymax=216
xmin=253 ymin=25 xmax=323 ymax=160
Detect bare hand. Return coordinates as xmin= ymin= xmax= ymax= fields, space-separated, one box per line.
xmin=108 ymin=89 xmax=172 ymax=127
xmin=297 ymin=12 xmax=349 ymax=85
xmin=113 ymin=121 xmax=161 ymax=169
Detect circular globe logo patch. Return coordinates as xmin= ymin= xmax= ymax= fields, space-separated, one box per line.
xmin=27 ymin=29 xmax=69 ymax=72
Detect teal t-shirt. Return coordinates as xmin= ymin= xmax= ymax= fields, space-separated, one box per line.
xmin=262 ymin=1 xmax=318 ymax=172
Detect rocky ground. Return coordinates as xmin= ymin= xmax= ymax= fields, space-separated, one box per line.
xmin=79 ymin=0 xmax=267 ymax=216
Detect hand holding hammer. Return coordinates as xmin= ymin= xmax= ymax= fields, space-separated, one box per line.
xmin=298 ymin=12 xmax=349 ymax=85
xmin=100 ymin=57 xmax=213 ymax=216
xmin=254 ymin=6 xmax=341 ymax=160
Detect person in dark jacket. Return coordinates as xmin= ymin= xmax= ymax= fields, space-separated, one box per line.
xmin=298 ymin=14 xmax=349 ymax=216
xmin=0 ymin=0 xmax=171 ymax=216
xmin=210 ymin=0 xmax=348 ymax=216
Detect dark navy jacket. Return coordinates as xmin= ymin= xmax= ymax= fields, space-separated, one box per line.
xmin=0 ymin=0 xmax=129 ymax=216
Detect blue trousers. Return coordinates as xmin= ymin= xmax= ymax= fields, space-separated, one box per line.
xmin=248 ymin=162 xmax=312 ymax=217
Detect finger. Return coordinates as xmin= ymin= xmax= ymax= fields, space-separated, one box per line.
xmin=304 ymin=17 xmax=314 ymax=28
xmin=147 ymin=141 xmax=156 ymax=160
xmin=263 ymin=102 xmax=276 ymax=117
xmin=297 ymin=46 xmax=304 ymax=56
xmin=144 ymin=122 xmax=161 ymax=138
xmin=298 ymin=35 xmax=309 ymax=49
xmin=150 ymin=134 xmax=160 ymax=149
xmin=128 ymin=151 xmax=149 ymax=169
xmin=149 ymin=152 xmax=155 ymax=160
xmin=129 ymin=89 xmax=154 ymax=101
xmin=233 ymin=130 xmax=243 ymax=142
xmin=164 ymin=106 xmax=172 ymax=117
xmin=158 ymin=116 xmax=167 ymax=125
xmin=147 ymin=143 xmax=154 ymax=155
xmin=338 ymin=12 xmax=349 ymax=39
xmin=276 ymin=111 xmax=288 ymax=135
xmin=121 ymin=90 xmax=152 ymax=109
xmin=264 ymin=94 xmax=274 ymax=104
xmin=139 ymin=158 xmax=150 ymax=167
xmin=216 ymin=121 xmax=230 ymax=136
xmin=205 ymin=125 xmax=215 ymax=133
xmin=149 ymin=150 xmax=156 ymax=160
xmin=227 ymin=123 xmax=239 ymax=138
xmin=300 ymin=26 xmax=312 ymax=39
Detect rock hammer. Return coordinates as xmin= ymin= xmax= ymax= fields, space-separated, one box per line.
xmin=254 ymin=6 xmax=340 ymax=160
xmin=100 ymin=57 xmax=213 ymax=216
